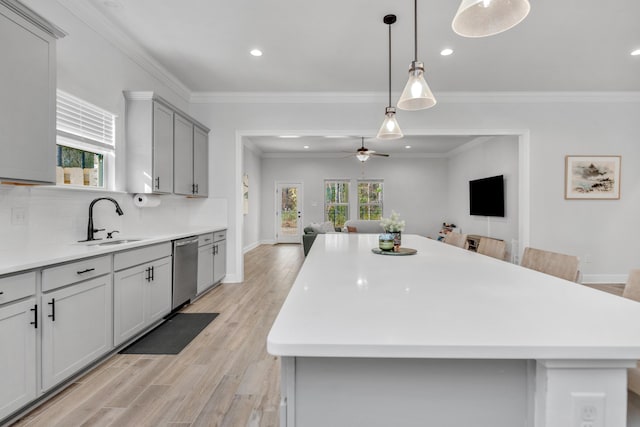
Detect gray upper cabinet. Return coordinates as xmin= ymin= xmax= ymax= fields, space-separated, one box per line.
xmin=174 ymin=115 xmax=209 ymax=197
xmin=193 ymin=125 xmax=209 ymax=197
xmin=124 ymin=91 xmax=209 ymax=196
xmin=173 ymin=113 xmax=194 ymax=196
xmin=0 ymin=1 xmax=64 ymax=184
xmin=124 ymin=92 xmax=174 ymax=194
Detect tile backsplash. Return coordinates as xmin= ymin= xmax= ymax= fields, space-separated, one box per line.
xmin=0 ymin=185 xmax=227 ymax=248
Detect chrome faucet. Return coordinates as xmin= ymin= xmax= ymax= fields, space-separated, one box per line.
xmin=81 ymin=197 xmax=124 ymax=242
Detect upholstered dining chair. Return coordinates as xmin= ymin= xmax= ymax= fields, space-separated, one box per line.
xmin=520 ymin=247 xmax=580 ymax=282
xmin=622 ymin=270 xmax=640 ymax=396
xmin=477 ymin=237 xmax=506 ymax=260
xmin=443 ymin=232 xmax=468 ymax=249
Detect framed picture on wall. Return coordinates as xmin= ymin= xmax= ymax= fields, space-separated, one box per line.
xmin=565 ymin=155 xmax=621 ymax=200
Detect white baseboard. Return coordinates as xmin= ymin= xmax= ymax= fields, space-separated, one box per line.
xmin=243 ymin=241 xmax=261 ymax=254
xmin=581 ymin=274 xmax=627 ymax=284
xmin=261 ymin=239 xmax=276 ymax=245
xmin=222 ymin=273 xmax=242 ymax=283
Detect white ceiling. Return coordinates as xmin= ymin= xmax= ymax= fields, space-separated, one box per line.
xmin=86 ymin=0 xmax=640 ymax=93
xmin=244 ymin=135 xmax=483 ymax=157
xmin=77 ymin=0 xmax=640 ymax=155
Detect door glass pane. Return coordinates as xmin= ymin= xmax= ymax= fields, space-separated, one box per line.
xmin=280 ymin=186 xmax=298 ymax=236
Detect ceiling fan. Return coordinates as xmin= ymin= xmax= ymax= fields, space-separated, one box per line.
xmin=347 ymin=137 xmax=390 ymax=162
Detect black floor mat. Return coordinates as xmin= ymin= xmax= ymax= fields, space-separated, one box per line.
xmin=119 ymin=313 xmax=218 ymax=355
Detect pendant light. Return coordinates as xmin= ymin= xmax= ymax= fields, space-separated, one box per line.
xmin=452 ymin=0 xmax=530 ymax=38
xmin=397 ymin=0 xmax=436 ymax=111
xmin=376 ymin=14 xmax=403 ymax=140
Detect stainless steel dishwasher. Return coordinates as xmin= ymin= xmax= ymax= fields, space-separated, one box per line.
xmin=172 ymin=236 xmax=199 ymax=310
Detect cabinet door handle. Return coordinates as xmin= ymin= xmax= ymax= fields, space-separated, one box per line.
xmin=195 ymin=184 xmax=199 ymax=194
xmin=30 ymin=304 xmax=38 ymax=329
xmin=145 ymin=267 xmax=150 ymax=282
xmin=48 ymin=299 xmax=55 ymax=322
xmin=0 ymin=291 xmax=4 ymax=295
xmin=151 ymin=266 xmax=154 ymax=281
xmin=76 ymin=268 xmax=95 ymax=275
xmin=155 ymin=176 xmax=160 ymax=190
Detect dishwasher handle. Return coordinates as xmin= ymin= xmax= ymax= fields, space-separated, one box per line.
xmin=174 ymin=238 xmax=198 ymax=247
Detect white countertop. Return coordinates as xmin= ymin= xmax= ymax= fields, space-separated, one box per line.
xmin=0 ymin=226 xmax=226 ymax=276
xmin=267 ymin=234 xmax=640 ymax=360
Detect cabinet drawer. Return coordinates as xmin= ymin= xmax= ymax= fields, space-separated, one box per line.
xmin=199 ymin=233 xmax=214 ymax=247
xmin=42 ymin=256 xmax=112 ymax=292
xmin=114 ymin=242 xmax=171 ymax=271
xmin=213 ymin=230 xmax=226 ymax=242
xmin=0 ymin=271 xmax=36 ymax=305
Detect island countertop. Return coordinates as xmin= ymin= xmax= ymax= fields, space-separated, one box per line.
xmin=267 ymin=233 xmax=640 ymax=360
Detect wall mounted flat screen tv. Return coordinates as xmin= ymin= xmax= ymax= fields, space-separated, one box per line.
xmin=469 ymin=175 xmax=505 ymax=217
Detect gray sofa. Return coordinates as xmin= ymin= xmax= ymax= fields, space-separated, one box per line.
xmin=343 ymin=219 xmax=385 ymax=233
xmin=303 ymin=221 xmax=339 ymax=256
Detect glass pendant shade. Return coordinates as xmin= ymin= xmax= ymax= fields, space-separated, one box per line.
xmin=397 ymin=61 xmax=437 ymax=111
xmin=376 ymin=107 xmax=403 ymax=140
xmin=452 ymin=0 xmax=531 ymax=38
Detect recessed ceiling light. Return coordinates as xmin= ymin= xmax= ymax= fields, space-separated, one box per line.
xmin=405 ymin=145 xmax=412 ymax=149
xmin=324 ymin=135 xmax=348 ymax=139
xmin=303 ymin=145 xmax=310 ymax=149
xmin=440 ymin=48 xmax=454 ymax=56
xmin=631 ymin=49 xmax=640 ymax=56
xmin=279 ymin=135 xmax=300 ymax=138
xmin=250 ymin=49 xmax=263 ymax=57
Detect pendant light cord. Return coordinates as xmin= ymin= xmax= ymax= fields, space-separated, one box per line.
xmin=388 ymin=22 xmax=392 ymax=108
xmin=413 ymin=0 xmax=418 ymax=62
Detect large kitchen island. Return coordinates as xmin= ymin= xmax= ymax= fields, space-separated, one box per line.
xmin=268 ymin=234 xmax=640 ymax=427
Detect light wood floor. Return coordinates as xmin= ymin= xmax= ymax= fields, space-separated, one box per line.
xmin=11 ymin=243 xmax=305 ymax=427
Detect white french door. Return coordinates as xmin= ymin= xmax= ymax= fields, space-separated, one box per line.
xmin=275 ymin=182 xmax=303 ymax=244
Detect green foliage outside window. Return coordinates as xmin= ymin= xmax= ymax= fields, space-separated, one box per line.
xmin=325 ymin=181 xmax=349 ymax=228
xmin=358 ymin=181 xmax=383 ymax=220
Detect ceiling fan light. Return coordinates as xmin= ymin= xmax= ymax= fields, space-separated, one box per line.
xmin=452 ymin=0 xmax=530 ymax=38
xmin=397 ymin=62 xmax=437 ymax=111
xmin=376 ymin=107 xmax=403 ymax=140
xmin=356 ymin=152 xmax=370 ymax=162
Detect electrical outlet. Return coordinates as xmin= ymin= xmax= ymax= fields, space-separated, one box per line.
xmin=11 ymin=207 xmax=28 ymax=225
xmin=572 ymin=392 xmax=605 ymax=427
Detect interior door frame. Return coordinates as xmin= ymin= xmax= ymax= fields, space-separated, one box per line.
xmin=274 ymin=181 xmax=304 ymax=244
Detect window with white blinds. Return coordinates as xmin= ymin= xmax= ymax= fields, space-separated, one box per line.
xmin=56 ymin=90 xmax=115 ymax=148
xmin=56 ymin=90 xmax=116 ymax=188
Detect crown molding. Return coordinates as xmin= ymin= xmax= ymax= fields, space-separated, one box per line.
xmin=191 ymin=91 xmax=640 ymax=104
xmin=57 ymin=0 xmax=192 ymax=102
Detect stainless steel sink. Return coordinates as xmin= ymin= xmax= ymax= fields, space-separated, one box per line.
xmin=95 ymin=239 xmax=142 ymax=246
xmin=77 ymin=238 xmax=143 ymax=246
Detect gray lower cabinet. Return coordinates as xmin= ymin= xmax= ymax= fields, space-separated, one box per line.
xmin=0 ymin=1 xmax=63 ymax=184
xmin=40 ymin=256 xmax=113 ymax=391
xmin=113 ymin=243 xmax=172 ymax=346
xmin=41 ymin=275 xmax=113 ymax=390
xmin=0 ymin=272 xmax=37 ymax=420
xmin=213 ymin=237 xmax=226 ymax=285
xmin=197 ymin=241 xmax=214 ymax=294
xmin=197 ymin=231 xmax=226 ymax=295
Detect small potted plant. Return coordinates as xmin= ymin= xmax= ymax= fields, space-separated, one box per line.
xmin=380 ymin=211 xmax=405 ymax=251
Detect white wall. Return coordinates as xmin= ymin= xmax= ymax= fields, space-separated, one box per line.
xmin=0 ymin=2 xmax=227 ymax=261
xmin=242 ymin=144 xmax=262 ymax=251
xmin=447 ymin=136 xmax=520 ymax=258
xmin=190 ymin=96 xmax=640 ymax=283
xmin=259 ymin=157 xmax=449 ymax=242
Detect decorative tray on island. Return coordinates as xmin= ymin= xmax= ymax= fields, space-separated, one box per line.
xmin=371 ymin=247 xmax=417 ymax=256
